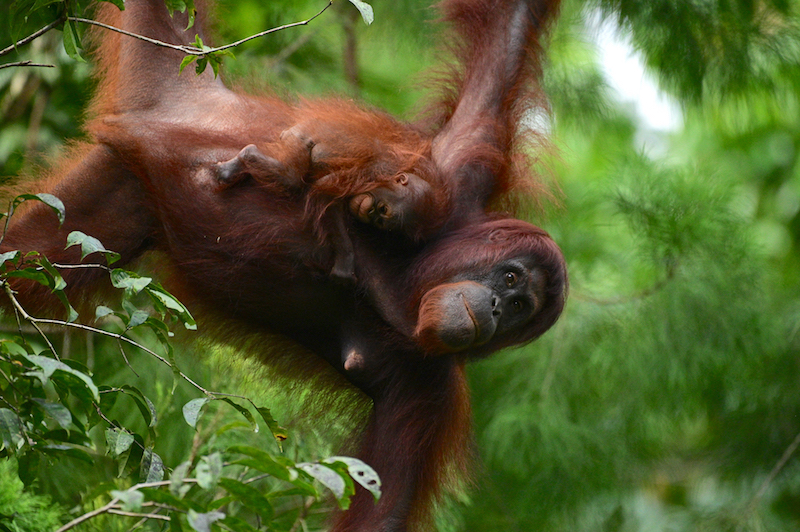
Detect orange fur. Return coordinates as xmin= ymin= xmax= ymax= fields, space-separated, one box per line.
xmin=2 ymin=1 xmax=563 ymax=531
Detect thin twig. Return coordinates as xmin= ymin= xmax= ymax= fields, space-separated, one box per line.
xmin=0 ymin=16 xmax=67 ymax=57
xmin=52 ymin=262 xmax=112 ymax=271
xmin=736 ymin=430 xmax=800 ymax=532
xmin=56 ymin=480 xmax=199 ymax=532
xmin=0 ymin=199 xmax=16 ymax=248
xmin=2 ymin=283 xmax=200 ymax=386
xmin=116 ymin=337 xmax=140 ymax=377
xmin=68 ymin=17 xmax=196 ymax=54
xmin=1 ymin=282 xmax=265 ymax=413
xmin=107 ymin=509 xmax=171 ymax=521
xmin=0 ymin=61 xmax=55 ymax=70
xmin=56 ymin=497 xmax=121 ymax=532
xmin=206 ymin=2 xmax=333 ymax=54
xmin=3 ymin=282 xmax=60 ymax=360
xmin=67 ymin=2 xmax=333 ymax=57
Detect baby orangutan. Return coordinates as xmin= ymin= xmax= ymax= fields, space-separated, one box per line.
xmin=212 ymin=124 xmax=436 ymax=282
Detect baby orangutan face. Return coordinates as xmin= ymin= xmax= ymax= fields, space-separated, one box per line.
xmin=349 ymin=173 xmax=432 ymax=232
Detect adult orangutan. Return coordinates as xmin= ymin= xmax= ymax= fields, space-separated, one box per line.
xmin=1 ymin=0 xmax=565 ymax=530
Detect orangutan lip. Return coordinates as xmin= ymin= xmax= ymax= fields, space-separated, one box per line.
xmin=460 ymin=292 xmax=479 ymax=344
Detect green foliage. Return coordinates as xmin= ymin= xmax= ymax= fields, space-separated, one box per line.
xmin=595 ymin=0 xmax=800 ymax=101
xmin=0 ymin=194 xmax=378 ymax=531
xmin=0 ymin=459 xmax=63 ymax=532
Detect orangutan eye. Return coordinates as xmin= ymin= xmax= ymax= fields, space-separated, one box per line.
xmin=512 ymin=299 xmax=523 ymax=313
xmin=504 ymin=271 xmax=517 ymax=287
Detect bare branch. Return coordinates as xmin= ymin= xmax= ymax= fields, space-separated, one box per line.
xmin=0 ymin=16 xmax=66 ymax=57
xmin=0 ymin=61 xmax=56 ymax=70
xmin=55 ymin=479 xmax=201 ymax=532
xmin=67 ymin=2 xmax=334 ymax=58
xmin=3 ymin=282 xmax=60 ymax=360
xmin=107 ymin=509 xmax=171 ymax=521
xmin=736 ymin=430 xmax=800 ymax=532
xmin=209 ymin=1 xmax=333 ymax=54
xmin=56 ymin=497 xmax=121 ymax=532
xmin=68 ymin=17 xmax=197 ymax=55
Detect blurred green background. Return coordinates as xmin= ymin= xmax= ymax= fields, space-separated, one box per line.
xmin=3 ymin=0 xmax=800 ymax=530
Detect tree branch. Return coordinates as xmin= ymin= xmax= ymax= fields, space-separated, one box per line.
xmin=67 ymin=1 xmax=333 ymax=57
xmin=0 ymin=61 xmax=56 ymax=70
xmin=0 ymin=16 xmax=66 ymax=57
xmin=55 ymin=480 xmax=200 ymax=532
xmin=0 ymin=3 xmax=333 ymax=71
xmin=107 ymin=509 xmax=170 ymax=521
xmin=2 ymin=278 xmax=273 ymax=426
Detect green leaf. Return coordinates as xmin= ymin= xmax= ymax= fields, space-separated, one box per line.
xmin=348 ymin=0 xmax=374 ymax=25
xmin=0 ymin=408 xmax=25 ymax=451
xmin=325 ymin=456 xmax=381 ymax=501
xmin=32 ymin=0 xmax=65 ymax=11
xmin=110 ymin=269 xmax=152 ymax=294
xmin=32 ymin=398 xmax=72 ymax=430
xmin=12 ymin=193 xmax=66 ymax=225
xmin=218 ymin=397 xmax=257 ymax=431
xmin=185 ymin=0 xmax=196 ymax=29
xmin=195 ymin=57 xmax=208 ymax=75
xmin=145 ymin=283 xmax=197 ymax=330
xmin=140 ymin=448 xmax=165 ymax=482
xmin=187 ymin=510 xmax=225 ymax=532
xmin=0 ymin=339 xmax=28 ymax=357
xmin=23 ymin=354 xmax=99 ymax=402
xmin=105 ymin=427 xmax=135 ymax=457
xmin=38 ymin=256 xmax=66 ymax=291
xmin=95 ymin=305 xmax=115 ymax=319
xmin=297 ymin=462 xmax=348 ymax=507
xmin=227 ymin=445 xmax=294 ymax=482
xmin=111 ymin=488 xmax=144 ymax=512
xmin=39 ymin=443 xmax=95 ymax=464
xmin=182 ymin=398 xmax=210 ymax=428
xmin=179 ymin=55 xmax=196 ymax=74
xmin=121 ymin=385 xmax=157 ymax=428
xmin=164 ymin=0 xmax=187 ymax=15
xmin=51 ymin=288 xmax=79 ymax=323
xmin=255 ymin=406 xmax=287 ymax=450
xmin=6 ymin=269 xmax=52 ymax=288
xmin=0 ymin=250 xmax=20 ymax=266
xmin=217 ymin=478 xmax=274 ymax=520
xmin=218 ymin=516 xmax=258 ymax=532
xmin=62 ymin=19 xmax=86 ymax=62
xmin=195 ymin=452 xmax=223 ymax=490
xmin=170 ymin=461 xmax=192 ymax=499
xmin=66 ymin=231 xmax=121 ymax=265
xmin=127 ymin=309 xmax=150 ymax=329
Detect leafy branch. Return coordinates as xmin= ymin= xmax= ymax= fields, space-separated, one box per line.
xmin=0 ymin=0 xmax=374 ymax=72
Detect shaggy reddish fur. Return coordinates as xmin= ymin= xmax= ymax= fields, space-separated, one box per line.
xmin=2 ymin=1 xmax=563 ymax=531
